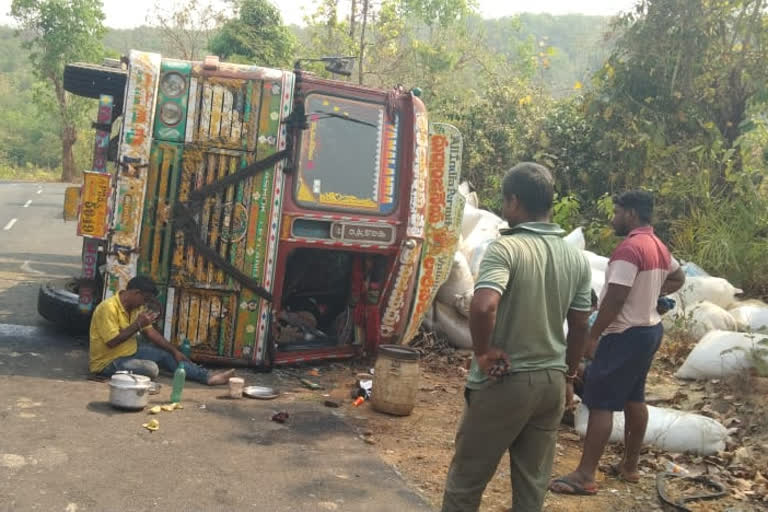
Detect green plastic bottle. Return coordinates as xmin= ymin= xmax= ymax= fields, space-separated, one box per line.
xmin=170 ymin=362 xmax=186 ymax=403
xmin=180 ymin=338 xmax=191 ymax=358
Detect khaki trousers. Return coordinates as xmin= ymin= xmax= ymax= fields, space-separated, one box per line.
xmin=442 ymin=370 xmax=565 ymax=512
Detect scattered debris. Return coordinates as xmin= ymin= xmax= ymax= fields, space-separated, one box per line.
xmin=657 ymin=473 xmax=727 ymax=511
xmin=142 ymin=419 xmax=159 ymax=432
xmin=271 ymin=411 xmax=289 ymax=424
xmin=324 ymin=400 xmax=340 ymax=408
xmin=299 ymin=378 xmax=323 ymax=390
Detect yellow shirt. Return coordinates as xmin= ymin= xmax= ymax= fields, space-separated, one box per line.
xmin=89 ymin=293 xmax=147 ymax=373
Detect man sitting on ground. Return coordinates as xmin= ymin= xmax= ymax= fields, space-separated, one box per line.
xmin=89 ymin=275 xmax=234 ymax=385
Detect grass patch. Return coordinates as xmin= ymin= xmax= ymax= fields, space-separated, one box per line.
xmin=0 ymin=162 xmax=62 ymax=182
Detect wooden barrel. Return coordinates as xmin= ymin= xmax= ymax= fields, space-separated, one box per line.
xmin=371 ymin=344 xmax=420 ymax=416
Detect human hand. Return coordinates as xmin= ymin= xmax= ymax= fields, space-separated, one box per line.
xmin=565 ymin=381 xmax=576 ymax=412
xmin=475 ymin=347 xmax=510 ymax=378
xmin=173 ymin=349 xmax=191 ymax=363
xmin=136 ymin=311 xmax=159 ymax=329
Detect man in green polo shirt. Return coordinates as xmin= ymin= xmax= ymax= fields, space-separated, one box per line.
xmin=441 ymin=162 xmax=592 ymax=512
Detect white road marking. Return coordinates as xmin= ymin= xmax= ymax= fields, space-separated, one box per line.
xmin=23 ymin=200 xmax=32 ymax=208
xmin=3 ymin=218 xmax=17 ymax=231
xmin=36 ymin=189 xmax=42 ymax=195
xmin=21 ymin=261 xmax=45 ymax=275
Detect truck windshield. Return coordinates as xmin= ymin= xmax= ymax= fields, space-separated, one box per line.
xmin=295 ymin=93 xmax=399 ymax=215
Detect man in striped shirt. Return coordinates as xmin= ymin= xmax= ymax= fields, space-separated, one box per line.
xmin=550 ymin=190 xmax=685 ymax=496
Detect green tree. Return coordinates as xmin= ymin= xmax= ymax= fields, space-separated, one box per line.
xmin=586 ymin=0 xmax=768 ymax=196
xmin=11 ymin=0 xmax=106 ymax=182
xmin=208 ymin=0 xmax=296 ymax=67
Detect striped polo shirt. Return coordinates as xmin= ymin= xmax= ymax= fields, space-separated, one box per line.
xmin=601 ymin=226 xmax=679 ymax=334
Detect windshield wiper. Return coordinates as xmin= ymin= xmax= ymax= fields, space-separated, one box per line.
xmin=308 ymin=110 xmax=377 ymax=128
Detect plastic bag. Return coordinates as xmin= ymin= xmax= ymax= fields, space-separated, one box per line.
xmin=563 ymin=227 xmax=585 ymax=250
xmin=675 ymin=276 xmax=743 ymax=310
xmin=675 ymin=330 xmax=768 ymax=380
xmin=574 ymin=403 xmax=730 ymax=455
xmin=681 ymin=261 xmax=710 ymax=277
xmin=433 ymin=301 xmax=473 ymax=349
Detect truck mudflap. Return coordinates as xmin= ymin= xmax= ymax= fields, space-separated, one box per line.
xmin=400 ymin=123 xmax=464 ymax=344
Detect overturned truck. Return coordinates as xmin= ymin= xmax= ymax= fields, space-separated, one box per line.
xmin=39 ymin=51 xmax=464 ymax=367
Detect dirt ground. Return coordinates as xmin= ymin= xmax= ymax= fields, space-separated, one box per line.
xmin=280 ymin=332 xmax=768 ymax=512
xmin=3 ymin=324 xmax=766 ymax=511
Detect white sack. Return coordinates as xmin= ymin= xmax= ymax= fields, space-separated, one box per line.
xmin=563 ymin=227 xmax=585 ymax=250
xmin=457 ymin=182 xmax=478 ymax=207
xmin=584 ymin=250 xmax=609 ymax=273
xmin=461 ymin=203 xmax=484 ymax=240
xmin=422 ymin=303 xmax=435 ymax=331
xmin=591 ymin=268 xmax=606 ymax=298
xmin=676 ymin=276 xmax=743 ymax=310
xmin=454 ymin=291 xmax=473 ymax=318
xmin=437 ymin=252 xmax=474 ymax=306
xmin=465 ymin=238 xmax=493 ymax=282
xmin=461 ymin=204 xmax=505 ymax=241
xmin=728 ymin=301 xmax=768 ymax=332
xmin=684 ymin=301 xmax=739 ymax=341
xmin=433 ymin=301 xmax=473 ymax=349
xmin=675 ymin=330 xmax=768 ymax=380
xmin=574 ymin=403 xmax=730 ymax=456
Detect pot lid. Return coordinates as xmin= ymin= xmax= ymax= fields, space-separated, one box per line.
xmin=110 ymin=371 xmax=151 ymax=388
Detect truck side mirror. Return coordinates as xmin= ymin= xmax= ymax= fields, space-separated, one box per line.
xmin=324 ymin=58 xmax=354 ymax=77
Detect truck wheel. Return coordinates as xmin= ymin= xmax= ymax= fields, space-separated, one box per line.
xmin=37 ymin=279 xmax=93 ymax=335
xmin=64 ymin=62 xmax=126 ymax=113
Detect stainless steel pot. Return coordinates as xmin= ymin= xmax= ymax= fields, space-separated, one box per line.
xmin=109 ymin=371 xmax=151 ymax=411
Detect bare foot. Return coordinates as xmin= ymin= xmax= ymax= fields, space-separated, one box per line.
xmin=207 ymin=369 xmax=235 ymax=386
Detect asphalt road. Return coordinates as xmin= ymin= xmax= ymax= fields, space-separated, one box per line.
xmin=0 ymin=181 xmax=433 ymax=511
xmin=0 ymin=181 xmax=82 ymax=326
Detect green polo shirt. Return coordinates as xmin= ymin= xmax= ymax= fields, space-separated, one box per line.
xmin=466 ymin=222 xmax=592 ymax=389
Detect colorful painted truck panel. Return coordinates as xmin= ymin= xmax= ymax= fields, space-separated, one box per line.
xmin=71 ymin=51 xmax=462 ymax=367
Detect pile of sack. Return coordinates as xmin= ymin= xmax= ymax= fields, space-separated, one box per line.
xmin=425 ymin=192 xmax=608 ymax=349
xmin=424 ymin=187 xmax=768 ymax=455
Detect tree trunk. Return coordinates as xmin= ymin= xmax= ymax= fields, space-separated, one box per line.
xmin=359 ymin=0 xmax=369 ymax=85
xmin=52 ymin=75 xmax=77 ymax=182
xmin=327 ymin=0 xmax=337 ymax=38
xmin=350 ymin=0 xmax=356 ymax=38
xmin=60 ymin=123 xmax=77 ymax=182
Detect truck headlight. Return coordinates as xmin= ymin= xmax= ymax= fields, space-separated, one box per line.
xmin=159 ymin=101 xmax=183 ymax=126
xmin=160 ymin=72 xmax=186 ymax=98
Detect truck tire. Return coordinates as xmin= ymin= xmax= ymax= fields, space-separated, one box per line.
xmin=64 ymin=62 xmax=127 ymax=114
xmin=37 ymin=279 xmax=92 ymax=335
